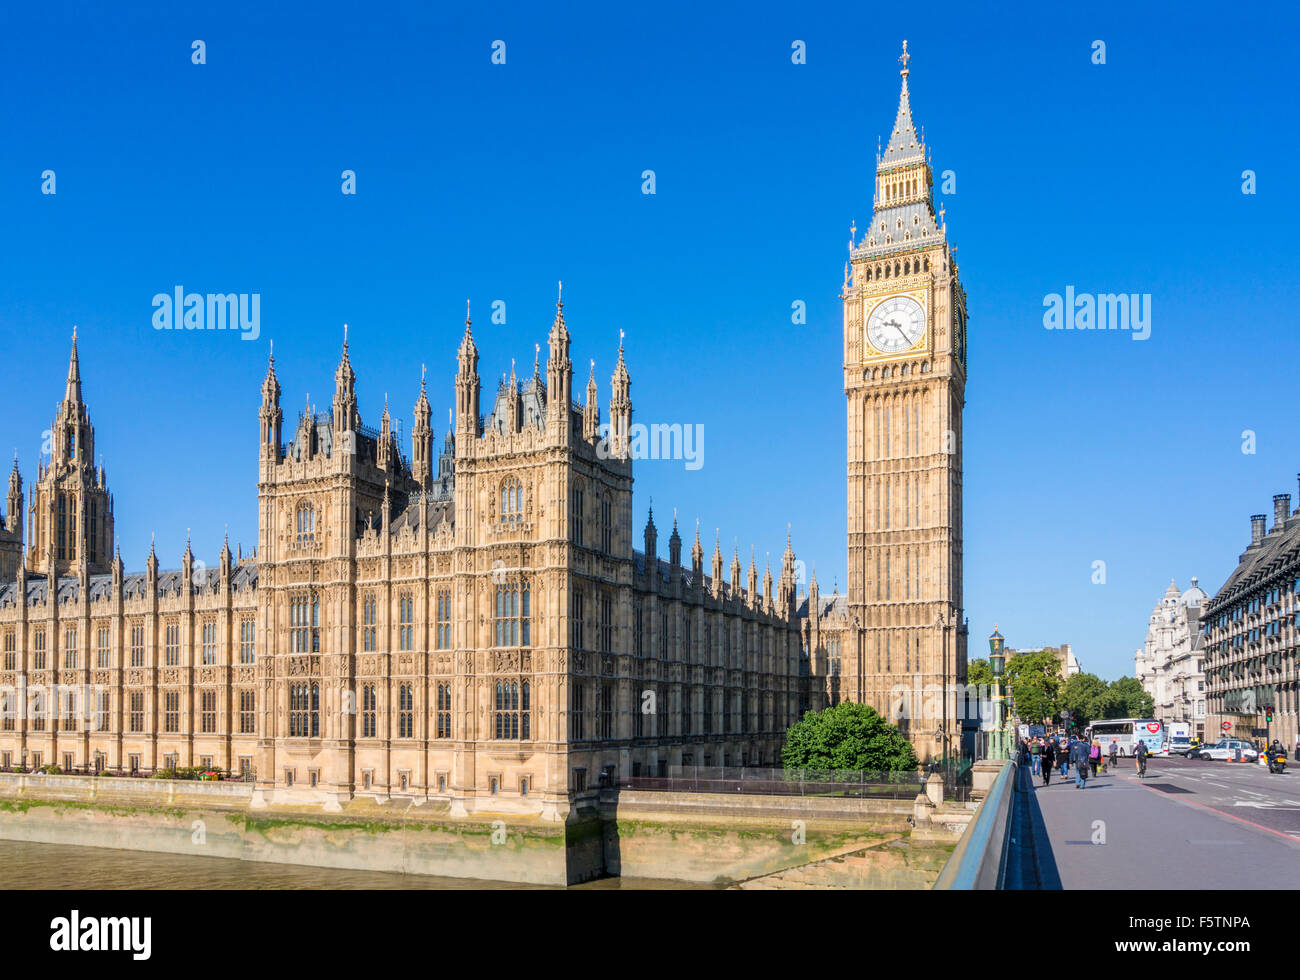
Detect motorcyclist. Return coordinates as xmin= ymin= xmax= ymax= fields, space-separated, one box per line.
xmin=1134 ymin=738 xmax=1149 ymax=777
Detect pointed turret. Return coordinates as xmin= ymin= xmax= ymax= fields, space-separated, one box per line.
xmin=608 ymin=330 xmax=631 ymax=459
xmin=378 ymin=395 xmax=392 ymax=471
xmin=412 ymin=365 xmax=432 ymax=488
xmin=65 ymin=326 xmax=83 ymax=408
xmin=456 ymin=302 xmax=481 ymax=444
xmin=643 ymin=505 xmax=658 ymax=569
xmin=332 ymin=324 xmax=359 ymax=439
xmin=668 ymin=513 xmax=682 ymax=583
xmin=747 ymin=549 xmax=759 ymax=603
xmin=711 ymin=532 xmax=724 ymax=596
xmin=260 ymin=341 xmax=283 ymax=459
xmin=6 ymin=454 xmax=21 ymax=534
xmin=730 ymin=544 xmax=742 ymax=595
xmin=583 ymin=359 xmax=599 ymax=442
xmin=546 ymin=281 xmax=573 ymax=435
xmin=691 ymin=520 xmax=704 ymax=585
xmin=779 ymin=529 xmax=797 ymax=608
xmin=880 ymin=40 xmax=923 ymax=166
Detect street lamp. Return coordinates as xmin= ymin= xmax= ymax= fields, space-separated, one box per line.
xmin=988 ymin=626 xmax=1011 ymax=760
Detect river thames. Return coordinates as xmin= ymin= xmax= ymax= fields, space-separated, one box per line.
xmin=0 ymin=839 xmax=709 ymax=889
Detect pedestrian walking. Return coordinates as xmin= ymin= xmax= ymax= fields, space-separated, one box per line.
xmin=1108 ymin=739 xmax=1118 ymax=771
xmin=1071 ymin=736 xmax=1091 ymax=789
xmin=1040 ymin=738 xmax=1055 ymax=786
xmin=1059 ymin=736 xmax=1070 ymax=779
xmin=1089 ymin=739 xmax=1102 ymax=777
xmin=1030 ymin=737 xmax=1042 ymax=776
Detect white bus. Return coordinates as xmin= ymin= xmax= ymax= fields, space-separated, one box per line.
xmin=1086 ymin=718 xmax=1164 ymax=758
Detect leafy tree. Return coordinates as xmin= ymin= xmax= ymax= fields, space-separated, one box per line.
xmin=781 ymin=702 xmax=918 ymax=773
xmin=1004 ymin=650 xmax=1062 ymax=725
xmin=1103 ymin=676 xmax=1155 ymax=719
xmin=1060 ymin=672 xmax=1109 ymax=728
xmin=967 ymin=658 xmax=994 ymax=689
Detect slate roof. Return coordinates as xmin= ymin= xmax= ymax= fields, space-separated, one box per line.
xmin=0 ymin=563 xmax=259 ymax=607
xmin=1207 ymin=514 xmax=1300 ymax=612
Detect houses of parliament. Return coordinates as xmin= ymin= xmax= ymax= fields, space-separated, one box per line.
xmin=0 ymin=44 xmax=969 ymax=816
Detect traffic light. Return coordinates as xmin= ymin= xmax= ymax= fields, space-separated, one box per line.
xmin=1266 ymin=706 xmax=1274 ymax=723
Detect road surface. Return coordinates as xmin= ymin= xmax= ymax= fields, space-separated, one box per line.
xmin=1015 ymin=754 xmax=1300 ymax=888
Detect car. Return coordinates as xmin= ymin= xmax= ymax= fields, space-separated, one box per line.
xmin=1192 ymin=739 xmax=1258 ymax=762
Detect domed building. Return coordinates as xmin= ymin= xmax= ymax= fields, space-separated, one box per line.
xmin=1135 ymin=577 xmax=1208 ymax=740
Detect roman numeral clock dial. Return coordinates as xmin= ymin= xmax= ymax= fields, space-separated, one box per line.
xmin=865 ymin=295 xmax=925 ymax=356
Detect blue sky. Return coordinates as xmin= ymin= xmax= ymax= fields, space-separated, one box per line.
xmin=1 ymin=1 xmax=1297 ymax=681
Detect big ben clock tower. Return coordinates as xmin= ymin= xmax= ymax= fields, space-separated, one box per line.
xmin=842 ymin=41 xmax=967 ymax=761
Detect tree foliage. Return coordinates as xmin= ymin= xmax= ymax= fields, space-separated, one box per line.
xmin=967 ymin=658 xmax=994 ymax=689
xmin=1004 ymin=650 xmax=1063 ymax=725
xmin=1053 ymin=672 xmax=1156 ymax=729
xmin=781 ymin=702 xmax=918 ymax=773
xmin=1060 ymin=672 xmax=1109 ymax=728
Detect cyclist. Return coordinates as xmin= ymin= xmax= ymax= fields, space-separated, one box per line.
xmin=1134 ymin=738 xmax=1149 ymax=778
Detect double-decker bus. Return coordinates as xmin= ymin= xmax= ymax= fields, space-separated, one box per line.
xmin=1086 ymin=718 xmax=1164 ymax=757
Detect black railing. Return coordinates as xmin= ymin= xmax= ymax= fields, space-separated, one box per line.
xmin=619 ymin=766 xmax=927 ymax=800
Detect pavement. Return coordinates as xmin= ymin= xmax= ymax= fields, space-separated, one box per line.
xmin=1012 ymin=755 xmax=1300 ymax=888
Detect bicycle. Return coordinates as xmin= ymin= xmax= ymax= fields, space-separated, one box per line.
xmin=1136 ymin=756 xmax=1147 ymax=779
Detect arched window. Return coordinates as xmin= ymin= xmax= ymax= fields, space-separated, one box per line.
xmin=295 ymin=502 xmax=316 ymax=542
xmin=399 ymin=593 xmax=414 ymax=650
xmin=494 ymin=581 xmax=531 ymax=647
xmin=290 ymin=683 xmax=319 ymax=737
xmin=398 ymin=683 xmax=414 ymax=738
xmin=290 ymin=593 xmax=321 ymax=653
xmin=436 ymin=683 xmax=452 ymax=738
xmin=362 ymin=593 xmax=376 ymax=651
xmin=501 ymin=478 xmax=523 ymax=524
xmin=361 ymin=684 xmax=376 ymax=738
xmin=494 ymin=680 xmax=529 ymax=739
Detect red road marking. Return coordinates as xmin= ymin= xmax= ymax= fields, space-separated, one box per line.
xmin=1123 ymin=774 xmax=1300 ymax=844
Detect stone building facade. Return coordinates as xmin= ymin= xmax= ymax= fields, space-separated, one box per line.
xmin=804 ymin=42 xmax=970 ymax=760
xmin=1203 ymin=483 xmax=1300 ymax=751
xmin=0 ymin=308 xmax=803 ymax=818
xmin=1135 ymin=578 xmax=1207 ymax=740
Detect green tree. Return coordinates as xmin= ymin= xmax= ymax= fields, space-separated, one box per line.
xmin=781 ymin=702 xmax=918 ymax=773
xmin=967 ymin=658 xmax=994 ymax=688
xmin=1004 ymin=650 xmax=1062 ymax=725
xmin=1060 ymin=672 xmax=1109 ymax=729
xmin=1103 ymin=676 xmax=1155 ymax=719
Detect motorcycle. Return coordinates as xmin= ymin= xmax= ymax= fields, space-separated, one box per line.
xmin=1268 ymin=751 xmax=1288 ymax=774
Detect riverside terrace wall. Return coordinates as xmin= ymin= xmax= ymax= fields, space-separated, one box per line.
xmin=0 ymin=774 xmax=943 ymax=886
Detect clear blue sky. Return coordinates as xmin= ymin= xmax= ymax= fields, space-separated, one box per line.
xmin=2 ymin=1 xmax=1297 ymax=681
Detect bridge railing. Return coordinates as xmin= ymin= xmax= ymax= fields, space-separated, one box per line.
xmin=620 ymin=766 xmax=927 ymax=799
xmin=933 ymin=759 xmax=1016 ymax=890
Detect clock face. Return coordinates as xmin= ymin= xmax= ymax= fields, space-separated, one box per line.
xmin=866 ymin=295 xmax=925 ymax=355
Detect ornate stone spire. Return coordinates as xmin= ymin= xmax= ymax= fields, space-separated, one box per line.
xmin=65 ymin=326 xmax=83 ymax=406
xmin=333 ymin=324 xmax=359 ymax=435
xmin=412 ymin=364 xmax=432 ymax=488
xmin=881 ymin=40 xmax=924 ymax=165
xmin=582 ymin=359 xmax=599 ymax=442
xmin=609 ymin=330 xmax=631 ymax=459
xmin=456 ymin=301 xmax=481 ymax=440
xmin=546 ymin=282 xmax=573 ymax=432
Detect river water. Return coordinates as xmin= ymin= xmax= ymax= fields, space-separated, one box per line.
xmin=0 ymin=839 xmax=708 ymax=889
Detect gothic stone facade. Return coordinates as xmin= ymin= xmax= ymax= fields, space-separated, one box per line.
xmin=1203 ymin=485 xmax=1300 ymax=753
xmin=804 ymin=44 xmax=970 ymax=760
xmin=0 ymin=306 xmax=802 ymax=818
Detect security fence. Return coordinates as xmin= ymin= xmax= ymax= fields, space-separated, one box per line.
xmin=620 ymin=766 xmax=931 ymax=800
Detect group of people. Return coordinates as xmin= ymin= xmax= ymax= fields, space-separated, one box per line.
xmin=1019 ymin=733 xmax=1149 ymax=789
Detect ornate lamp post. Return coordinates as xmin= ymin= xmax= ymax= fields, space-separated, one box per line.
xmin=988 ymin=625 xmax=1011 ymax=760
